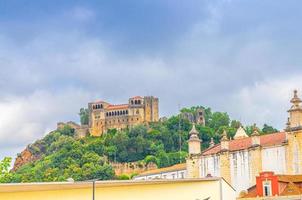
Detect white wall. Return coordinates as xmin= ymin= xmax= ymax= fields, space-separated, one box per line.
xmin=201 ymin=155 xmax=220 ymax=177
xmin=134 ymin=170 xmax=187 ymax=180
xmin=230 ymin=150 xmax=250 ymax=194
xmin=262 ymin=146 xmax=286 ymax=174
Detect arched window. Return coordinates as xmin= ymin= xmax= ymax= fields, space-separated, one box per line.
xmin=115 ymin=111 xmax=117 ymax=115
xmin=123 ymin=110 xmax=126 ymax=115
xmin=126 ymin=110 xmax=128 ymax=114
xmin=135 ymin=100 xmax=138 ymax=104
xmin=138 ymin=100 xmax=141 ymax=104
xmin=100 ymin=104 xmax=103 ymax=109
xmin=131 ymin=100 xmax=134 ymax=104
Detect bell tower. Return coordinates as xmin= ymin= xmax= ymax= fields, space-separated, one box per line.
xmin=186 ymin=124 xmax=202 ymax=178
xmin=286 ymin=90 xmax=302 ymax=174
xmin=288 ymin=90 xmax=302 ymax=130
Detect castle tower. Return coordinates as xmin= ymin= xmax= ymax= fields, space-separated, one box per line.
xmin=143 ymin=96 xmax=159 ymax=122
xmin=195 ymin=108 xmax=206 ymax=126
xmin=286 ymin=90 xmax=302 ymax=174
xmin=186 ymin=124 xmax=202 ymax=178
xmin=88 ymin=101 xmax=110 ymax=136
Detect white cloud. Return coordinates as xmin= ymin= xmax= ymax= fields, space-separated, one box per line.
xmin=0 ymin=89 xmax=92 ymax=159
xmin=227 ymin=75 xmax=302 ymax=130
xmin=1 ymin=0 xmax=302 ymax=161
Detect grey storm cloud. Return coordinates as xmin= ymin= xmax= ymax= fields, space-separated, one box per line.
xmin=1 ymin=0 xmax=302 ymax=159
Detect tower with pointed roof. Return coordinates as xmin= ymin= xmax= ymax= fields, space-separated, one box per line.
xmin=234 ymin=126 xmax=249 ymax=140
xmin=220 ymin=129 xmax=229 ymax=150
xmin=188 ymin=124 xmax=202 ymax=155
xmin=251 ymin=123 xmax=260 ymax=146
xmin=186 ymin=124 xmax=202 ymax=178
xmin=287 ymin=90 xmax=302 ymax=130
xmin=286 ymin=90 xmax=302 ymax=174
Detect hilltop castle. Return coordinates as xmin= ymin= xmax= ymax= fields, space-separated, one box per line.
xmin=88 ymin=96 xmax=159 ymax=136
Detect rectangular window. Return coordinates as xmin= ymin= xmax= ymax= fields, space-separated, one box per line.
xmin=263 ymin=180 xmax=272 ymax=196
xmin=180 ymin=172 xmax=185 ymax=179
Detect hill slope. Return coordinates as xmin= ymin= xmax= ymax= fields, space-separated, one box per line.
xmin=0 ymin=106 xmax=278 ymax=183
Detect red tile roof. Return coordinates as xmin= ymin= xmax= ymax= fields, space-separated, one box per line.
xmin=242 ymin=174 xmax=302 ymax=198
xmin=107 ymin=104 xmax=129 ymax=110
xmin=203 ymin=132 xmax=286 ymax=156
xmin=130 ymin=96 xmax=143 ymax=99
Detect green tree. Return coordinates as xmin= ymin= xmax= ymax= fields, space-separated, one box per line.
xmin=58 ymin=125 xmax=75 ymax=137
xmin=262 ymin=124 xmax=278 ymax=134
xmin=0 ymin=157 xmax=12 ymax=183
xmin=208 ymin=112 xmax=230 ymax=131
xmin=79 ymin=108 xmax=89 ymax=125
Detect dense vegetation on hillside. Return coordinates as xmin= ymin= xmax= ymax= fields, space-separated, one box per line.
xmin=0 ymin=106 xmax=278 ymax=183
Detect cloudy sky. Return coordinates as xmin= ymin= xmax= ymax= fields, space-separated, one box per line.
xmin=1 ymin=0 xmax=302 ymax=160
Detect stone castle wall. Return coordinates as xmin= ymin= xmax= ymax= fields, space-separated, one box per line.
xmin=110 ymin=161 xmax=157 ymax=176
xmin=89 ymin=96 xmax=159 ymax=136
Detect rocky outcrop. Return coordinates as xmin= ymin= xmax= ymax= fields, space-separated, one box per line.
xmin=12 ymin=147 xmax=40 ymax=171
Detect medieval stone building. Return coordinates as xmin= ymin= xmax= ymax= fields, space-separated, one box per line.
xmin=88 ymin=96 xmax=159 ymax=136
xmin=134 ymin=90 xmax=302 ymax=196
xmin=181 ymin=108 xmax=206 ymax=126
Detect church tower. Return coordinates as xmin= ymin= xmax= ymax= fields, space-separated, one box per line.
xmin=186 ymin=124 xmax=202 ymax=178
xmin=286 ymin=90 xmax=302 ymax=174
xmin=287 ymin=90 xmax=302 ymax=129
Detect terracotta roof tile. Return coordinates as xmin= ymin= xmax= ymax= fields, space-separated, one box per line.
xmin=92 ymin=100 xmax=109 ymax=104
xmin=278 ymin=175 xmax=302 ymax=183
xmin=130 ymin=96 xmax=143 ymax=99
xmin=203 ymin=132 xmax=286 ymax=156
xmin=280 ymin=182 xmax=302 ymax=196
xmin=242 ymin=174 xmax=302 ymax=198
